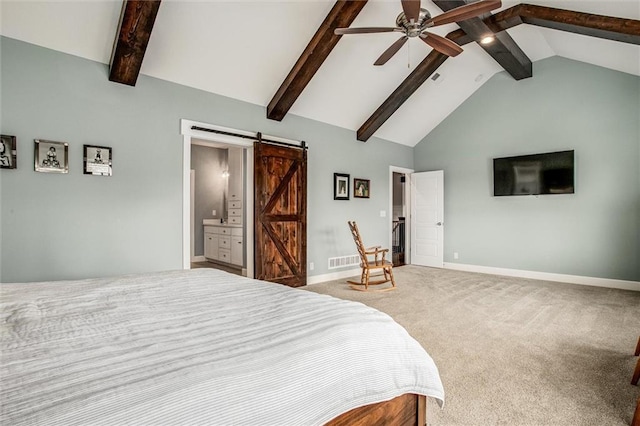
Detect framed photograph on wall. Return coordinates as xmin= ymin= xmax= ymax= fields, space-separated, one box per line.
xmin=0 ymin=135 xmax=17 ymax=169
xmin=353 ymin=178 xmax=370 ymax=198
xmin=34 ymin=139 xmax=68 ymax=173
xmin=334 ymin=173 xmax=350 ymax=200
xmin=84 ymin=144 xmax=112 ymax=176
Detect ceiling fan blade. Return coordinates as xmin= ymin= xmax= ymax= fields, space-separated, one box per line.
xmin=374 ymin=36 xmax=409 ymax=66
xmin=429 ymin=0 xmax=501 ymax=27
xmin=334 ymin=27 xmax=399 ymax=35
xmin=401 ymin=0 xmax=421 ymax=22
xmin=420 ymin=32 xmax=463 ymax=57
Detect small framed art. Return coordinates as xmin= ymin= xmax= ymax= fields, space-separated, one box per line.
xmin=34 ymin=139 xmax=68 ymax=173
xmin=0 ymin=135 xmax=17 ymax=169
xmin=84 ymin=145 xmax=112 ymax=176
xmin=334 ymin=173 xmax=350 ymax=200
xmin=353 ymin=178 xmax=370 ymax=198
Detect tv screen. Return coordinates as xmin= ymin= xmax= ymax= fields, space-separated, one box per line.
xmin=493 ymin=150 xmax=574 ymax=196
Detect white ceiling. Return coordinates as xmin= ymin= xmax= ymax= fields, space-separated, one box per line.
xmin=1 ymin=0 xmax=638 ymax=147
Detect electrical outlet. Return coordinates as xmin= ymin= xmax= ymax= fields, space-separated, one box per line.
xmin=454 ymin=252 xmax=459 ymax=260
xmin=380 ymin=210 xmax=386 ymax=218
xmin=309 ymin=262 xmax=314 ymax=271
xmin=212 ymin=210 xmax=216 ymax=216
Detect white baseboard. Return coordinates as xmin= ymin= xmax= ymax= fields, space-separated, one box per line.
xmin=191 ymin=255 xmax=206 ymax=263
xmin=307 ymin=268 xmax=361 ymax=285
xmin=443 ymin=262 xmax=640 ymax=292
xmin=305 ymin=263 xmax=640 ymax=292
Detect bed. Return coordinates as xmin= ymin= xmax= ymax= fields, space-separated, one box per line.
xmin=1 ymin=268 xmax=444 ymax=425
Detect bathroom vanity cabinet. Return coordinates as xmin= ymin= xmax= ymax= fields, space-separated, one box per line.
xmin=204 ymin=225 xmax=243 ymax=267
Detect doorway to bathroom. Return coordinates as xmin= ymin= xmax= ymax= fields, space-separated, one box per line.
xmin=181 ymin=120 xmax=255 ymax=278
xmin=190 ymin=140 xmax=246 ymax=276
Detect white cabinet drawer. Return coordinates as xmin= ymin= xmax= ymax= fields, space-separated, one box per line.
xmin=228 ymin=216 xmax=242 ymax=225
xmin=218 ymin=249 xmax=230 ymax=262
xmin=204 ymin=226 xmax=219 ymax=234
xmin=231 ymin=227 xmax=243 ymax=237
xmin=229 ymin=200 xmax=242 ymax=209
xmin=205 ymin=226 xmax=229 ymax=234
xmin=219 ymin=236 xmax=230 ymax=248
xmin=228 ymin=209 xmax=242 ymax=217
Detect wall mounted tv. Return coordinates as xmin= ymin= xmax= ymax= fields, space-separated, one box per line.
xmin=493 ymin=150 xmax=574 ymax=196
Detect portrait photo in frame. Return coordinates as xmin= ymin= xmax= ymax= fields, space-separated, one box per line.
xmin=353 ymin=178 xmax=370 ymax=198
xmin=334 ymin=173 xmax=350 ymax=200
xmin=84 ymin=144 xmax=112 ymax=176
xmin=0 ymin=135 xmax=17 ymax=169
xmin=34 ymin=139 xmax=68 ymax=173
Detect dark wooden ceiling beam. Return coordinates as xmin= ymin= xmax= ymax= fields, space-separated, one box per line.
xmin=357 ymin=3 xmax=525 ymax=142
xmin=357 ymin=4 xmax=640 ymax=142
xmin=484 ymin=4 xmax=640 ymax=44
xmin=267 ymin=0 xmax=368 ymax=121
xmin=109 ymin=0 xmax=161 ymax=86
xmin=434 ymin=0 xmax=532 ymax=81
xmin=357 ymin=50 xmax=449 ymax=142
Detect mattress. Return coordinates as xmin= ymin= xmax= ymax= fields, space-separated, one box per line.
xmin=1 ymin=268 xmax=444 ymax=425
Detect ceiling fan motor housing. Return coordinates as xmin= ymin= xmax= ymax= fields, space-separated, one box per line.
xmin=396 ymin=8 xmax=433 ymax=37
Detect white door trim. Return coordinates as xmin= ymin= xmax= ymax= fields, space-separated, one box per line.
xmin=181 ymin=119 xmax=255 ymax=278
xmin=389 ymin=166 xmax=414 ymax=264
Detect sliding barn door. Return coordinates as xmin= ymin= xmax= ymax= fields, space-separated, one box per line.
xmin=254 ymin=141 xmax=307 ymax=287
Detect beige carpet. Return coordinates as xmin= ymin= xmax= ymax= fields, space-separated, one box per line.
xmin=306 ymin=265 xmax=640 ymax=426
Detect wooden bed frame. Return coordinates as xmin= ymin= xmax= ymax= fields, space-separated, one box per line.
xmin=326 ymin=394 xmax=426 ymax=426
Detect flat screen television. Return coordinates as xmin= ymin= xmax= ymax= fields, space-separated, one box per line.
xmin=493 ymin=150 xmax=574 ymax=196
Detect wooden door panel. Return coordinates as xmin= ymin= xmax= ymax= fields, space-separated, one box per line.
xmin=255 ymin=141 xmax=307 ymax=287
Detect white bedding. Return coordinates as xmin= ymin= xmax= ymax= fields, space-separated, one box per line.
xmin=1 ymin=268 xmax=444 ymax=425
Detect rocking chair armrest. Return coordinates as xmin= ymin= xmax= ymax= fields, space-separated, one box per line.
xmin=364 ymin=246 xmax=388 ymax=253
xmin=364 ymin=247 xmax=389 ymax=264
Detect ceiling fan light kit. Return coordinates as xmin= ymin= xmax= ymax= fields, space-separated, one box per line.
xmin=334 ymin=0 xmax=502 ymax=65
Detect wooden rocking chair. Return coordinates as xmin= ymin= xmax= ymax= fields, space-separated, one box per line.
xmin=347 ymin=221 xmax=396 ymax=292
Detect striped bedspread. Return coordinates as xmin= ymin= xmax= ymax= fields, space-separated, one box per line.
xmin=1 ymin=269 xmax=444 ymax=425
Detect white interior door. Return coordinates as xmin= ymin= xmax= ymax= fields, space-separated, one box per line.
xmin=411 ymin=170 xmax=444 ymax=267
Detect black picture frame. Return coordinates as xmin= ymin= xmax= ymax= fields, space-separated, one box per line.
xmin=0 ymin=135 xmax=17 ymax=169
xmin=84 ymin=144 xmax=113 ymax=176
xmin=353 ymin=178 xmax=370 ymax=198
xmin=334 ymin=173 xmax=350 ymax=200
xmin=34 ymin=139 xmax=69 ymax=173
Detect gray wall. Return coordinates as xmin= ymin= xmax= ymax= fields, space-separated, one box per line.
xmin=191 ymin=145 xmax=227 ymax=257
xmin=414 ymin=56 xmax=640 ymax=281
xmin=0 ymin=37 xmax=413 ymax=282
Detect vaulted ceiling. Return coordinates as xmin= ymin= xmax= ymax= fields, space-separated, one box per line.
xmin=2 ymin=1 xmax=639 ymax=147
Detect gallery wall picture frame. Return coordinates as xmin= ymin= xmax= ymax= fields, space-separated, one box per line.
xmin=84 ymin=144 xmax=113 ymax=176
xmin=353 ymin=178 xmax=370 ymax=199
xmin=34 ymin=139 xmax=68 ymax=173
xmin=0 ymin=135 xmax=17 ymax=169
xmin=334 ymin=173 xmax=350 ymax=200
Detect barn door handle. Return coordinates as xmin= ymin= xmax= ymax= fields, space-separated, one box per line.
xmin=436 ymin=222 xmax=443 ymax=226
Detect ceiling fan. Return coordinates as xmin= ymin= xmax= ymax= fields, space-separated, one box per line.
xmin=334 ymin=0 xmax=502 ymax=65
